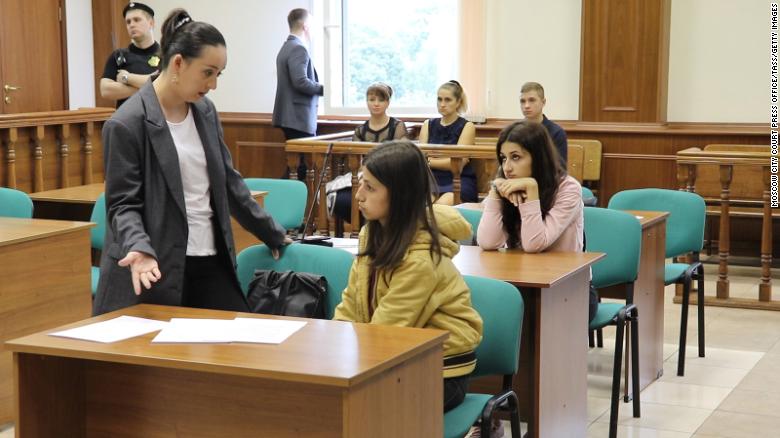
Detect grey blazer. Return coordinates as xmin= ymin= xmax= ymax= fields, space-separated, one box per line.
xmin=93 ymin=82 xmax=286 ymax=315
xmin=272 ymin=35 xmax=323 ymax=135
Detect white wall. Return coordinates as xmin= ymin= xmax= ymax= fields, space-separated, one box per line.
xmin=667 ymin=0 xmax=764 ymax=123
xmin=65 ymin=0 xmax=96 ymax=109
xmin=146 ymin=0 xmax=312 ymax=112
xmin=485 ymin=0 xmax=582 ymax=121
xmin=69 ymin=0 xmax=765 ymax=122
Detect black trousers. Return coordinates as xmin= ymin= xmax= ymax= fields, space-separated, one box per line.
xmin=444 ymin=375 xmax=470 ymax=412
xmin=182 ymin=254 xmax=249 ymax=312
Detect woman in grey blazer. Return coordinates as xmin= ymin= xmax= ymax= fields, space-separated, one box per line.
xmin=94 ymin=9 xmax=290 ymax=315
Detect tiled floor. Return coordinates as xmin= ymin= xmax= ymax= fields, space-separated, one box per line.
xmin=585 ymin=264 xmax=780 ymax=438
xmin=1 ymin=265 xmax=777 ymax=438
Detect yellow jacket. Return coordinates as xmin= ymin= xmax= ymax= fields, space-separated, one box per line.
xmin=334 ymin=205 xmax=483 ymax=378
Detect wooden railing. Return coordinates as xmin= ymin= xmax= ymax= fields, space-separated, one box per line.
xmin=285 ymin=134 xmax=495 ymax=236
xmin=676 ymin=145 xmax=776 ymax=310
xmin=0 ymin=108 xmax=114 ymax=192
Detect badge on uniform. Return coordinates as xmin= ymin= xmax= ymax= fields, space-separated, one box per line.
xmin=148 ymin=56 xmax=160 ymax=67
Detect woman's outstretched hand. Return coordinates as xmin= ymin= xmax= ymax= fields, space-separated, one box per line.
xmin=118 ymin=251 xmax=162 ymax=295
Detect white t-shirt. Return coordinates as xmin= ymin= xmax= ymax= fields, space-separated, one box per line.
xmin=167 ymin=107 xmax=217 ymax=256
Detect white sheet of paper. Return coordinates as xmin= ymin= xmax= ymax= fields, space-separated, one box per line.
xmin=49 ymin=315 xmax=168 ymax=343
xmin=329 ymin=237 xmax=359 ymax=255
xmin=151 ymin=318 xmax=236 ymax=343
xmin=232 ymin=318 xmax=307 ymax=344
xmin=635 ymin=215 xmax=644 ymax=220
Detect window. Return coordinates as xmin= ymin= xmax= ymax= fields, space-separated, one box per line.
xmin=322 ymin=0 xmax=460 ymax=114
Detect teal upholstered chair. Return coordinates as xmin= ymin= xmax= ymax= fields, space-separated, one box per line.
xmin=454 ymin=206 xmax=482 ymax=246
xmin=89 ymin=194 xmax=106 ymax=296
xmin=582 ymin=186 xmax=598 ymax=206
xmin=236 ymin=243 xmax=354 ymax=319
xmin=243 ymin=178 xmax=308 ymax=231
xmin=584 ymin=207 xmax=642 ymax=438
xmin=608 ymin=188 xmax=706 ymax=376
xmin=0 ymin=187 xmax=33 ymax=218
xmin=444 ymin=275 xmax=523 ymax=438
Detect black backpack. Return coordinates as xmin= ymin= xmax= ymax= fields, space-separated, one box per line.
xmin=246 ymin=270 xmax=328 ymax=319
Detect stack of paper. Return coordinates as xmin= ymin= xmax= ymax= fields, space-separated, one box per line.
xmin=151 ymin=317 xmax=307 ymax=344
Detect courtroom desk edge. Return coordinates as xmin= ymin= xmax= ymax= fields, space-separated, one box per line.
xmin=0 ymin=218 xmax=95 ymax=247
xmin=5 ymin=304 xmax=448 ymax=388
xmin=627 ymin=210 xmax=671 ymax=228
xmin=28 ymin=182 xmax=106 ymax=204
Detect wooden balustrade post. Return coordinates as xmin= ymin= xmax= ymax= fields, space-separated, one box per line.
xmin=286 ymin=152 xmax=299 ymax=181
xmin=676 ymin=162 xmax=687 ymax=190
xmin=685 ymin=163 xmax=696 ymax=192
xmin=32 ymin=125 xmax=45 ymax=192
xmin=4 ymin=128 xmax=18 ymax=188
xmin=716 ymin=164 xmax=733 ymax=299
xmin=348 ymin=154 xmax=361 ymax=238
xmin=450 ymin=157 xmax=463 ymax=205
xmin=81 ymin=121 xmax=94 ymax=184
xmin=759 ymin=165 xmax=773 ymax=301
xmin=58 ymin=124 xmax=70 ymax=188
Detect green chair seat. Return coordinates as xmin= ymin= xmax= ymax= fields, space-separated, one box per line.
xmin=582 ymin=186 xmax=598 ymax=206
xmin=589 ymin=303 xmax=624 ymax=331
xmin=444 ymin=393 xmax=492 ymax=438
xmin=664 ymin=263 xmax=689 ymax=285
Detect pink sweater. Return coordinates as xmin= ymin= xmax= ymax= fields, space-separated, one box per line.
xmin=477 ymin=175 xmax=584 ymax=253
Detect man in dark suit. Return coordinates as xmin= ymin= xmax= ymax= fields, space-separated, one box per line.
xmin=272 ymin=8 xmax=324 ymax=140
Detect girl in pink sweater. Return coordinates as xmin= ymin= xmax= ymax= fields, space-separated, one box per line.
xmin=477 ymin=120 xmax=584 ymax=254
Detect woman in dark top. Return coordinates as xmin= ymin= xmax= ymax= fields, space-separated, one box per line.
xmin=418 ymin=80 xmax=477 ymax=205
xmin=352 ymin=82 xmax=408 ymax=142
xmin=331 ymin=83 xmax=408 ymax=222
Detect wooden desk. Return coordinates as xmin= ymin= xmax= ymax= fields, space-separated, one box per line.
xmin=6 ymin=304 xmax=446 ymax=437
xmin=29 ymin=183 xmax=268 ymax=253
xmin=0 ymin=218 xmax=93 ymax=424
xmin=453 ymin=246 xmax=603 ymax=438
xmin=456 ymin=203 xmax=669 ymax=393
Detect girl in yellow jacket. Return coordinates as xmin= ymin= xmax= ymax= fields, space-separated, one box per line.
xmin=333 ymin=140 xmax=483 ymax=412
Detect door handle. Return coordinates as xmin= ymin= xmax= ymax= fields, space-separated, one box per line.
xmin=4 ymin=84 xmax=21 ymax=92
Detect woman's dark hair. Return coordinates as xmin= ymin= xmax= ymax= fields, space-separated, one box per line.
xmin=496 ymin=120 xmax=565 ymax=248
xmin=360 ymin=141 xmax=442 ymax=278
xmin=159 ymin=9 xmax=226 ymax=71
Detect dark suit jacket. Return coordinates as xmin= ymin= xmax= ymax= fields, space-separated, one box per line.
xmin=93 ymin=82 xmax=286 ymax=315
xmin=272 ymin=35 xmax=323 ymax=135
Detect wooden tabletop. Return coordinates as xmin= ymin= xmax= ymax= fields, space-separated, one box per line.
xmin=5 ymin=304 xmax=447 ymax=388
xmin=453 ymin=246 xmax=603 ymax=288
xmin=455 ymin=203 xmax=669 ymax=229
xmin=29 ymin=183 xmax=105 ymax=203
xmin=29 ymin=183 xmax=268 ymax=205
xmin=0 ymin=217 xmax=94 ymax=247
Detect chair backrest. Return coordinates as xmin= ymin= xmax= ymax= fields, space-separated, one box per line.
xmin=607 ymin=188 xmax=705 ymax=258
xmin=0 ymin=187 xmax=33 ymax=218
xmin=567 ymin=144 xmax=584 ymax=182
xmin=236 ymin=243 xmax=355 ymax=319
xmin=243 ymin=178 xmax=308 ymax=231
xmin=584 ymin=207 xmax=642 ymax=289
xmin=569 ymin=139 xmax=602 ymax=182
xmin=454 ymin=206 xmax=482 ymax=245
xmin=582 ymin=186 xmax=596 ymax=203
xmin=463 ymin=275 xmax=524 ymax=378
xmin=90 ymin=193 xmax=106 ymax=250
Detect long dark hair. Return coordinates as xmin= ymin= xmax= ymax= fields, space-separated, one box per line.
xmin=360 ymin=141 xmax=442 ymax=278
xmin=159 ymin=9 xmax=226 ymax=71
xmin=496 ymin=121 xmax=565 ymax=248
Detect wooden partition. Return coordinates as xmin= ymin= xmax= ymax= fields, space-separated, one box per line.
xmin=676 ymin=146 xmax=777 ymax=310
xmin=0 ymin=108 xmax=113 ymax=192
xmin=285 ymin=135 xmax=495 ymax=236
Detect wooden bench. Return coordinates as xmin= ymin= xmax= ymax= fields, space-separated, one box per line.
xmin=676 ymin=145 xmax=776 ymax=310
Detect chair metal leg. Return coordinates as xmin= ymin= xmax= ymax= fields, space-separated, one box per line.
xmin=677 ymin=277 xmax=691 ymax=376
xmin=589 ymin=330 xmax=595 ymax=348
xmin=609 ymin=317 xmax=626 ymax=438
xmin=630 ymin=308 xmax=641 ymax=418
xmin=697 ymin=264 xmax=705 ymax=357
xmin=508 ymin=391 xmax=522 ymax=438
xmin=597 ymin=328 xmax=604 ymax=348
